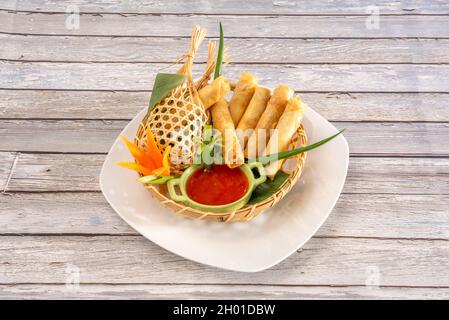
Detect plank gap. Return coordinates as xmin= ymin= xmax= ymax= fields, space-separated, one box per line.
xmin=2 ymin=32 xmax=449 ymax=40
xmin=3 ymin=8 xmax=449 ymax=17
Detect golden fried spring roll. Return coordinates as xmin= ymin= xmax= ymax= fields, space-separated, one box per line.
xmin=236 ymin=86 xmax=271 ymax=148
xmin=263 ymin=96 xmax=306 ymax=179
xmin=198 ymin=76 xmax=231 ymax=110
xmin=229 ymin=72 xmax=257 ymax=126
xmin=210 ymin=98 xmax=244 ymax=168
xmin=245 ymin=85 xmax=294 ymax=159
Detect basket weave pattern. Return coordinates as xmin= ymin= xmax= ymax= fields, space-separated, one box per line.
xmin=139 ymin=90 xmax=207 ymax=176
xmin=133 ymin=26 xmax=307 ymax=222
xmin=135 ymin=124 xmax=307 ymax=222
xmin=140 ymin=26 xmax=208 ymax=175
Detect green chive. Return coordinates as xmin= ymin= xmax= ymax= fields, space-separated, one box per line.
xmin=138 ymin=175 xmax=174 ymax=185
xmin=214 ymin=22 xmax=224 ymax=80
xmin=258 ymin=129 xmax=345 ymax=165
xmin=137 ymin=175 xmax=158 ymax=184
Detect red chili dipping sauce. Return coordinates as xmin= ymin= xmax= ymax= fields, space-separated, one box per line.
xmin=186 ymin=165 xmax=249 ymax=205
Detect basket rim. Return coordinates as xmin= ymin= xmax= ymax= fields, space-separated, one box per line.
xmin=146 ymin=161 xmax=302 ymax=216
xmin=136 ymin=122 xmax=307 ymax=222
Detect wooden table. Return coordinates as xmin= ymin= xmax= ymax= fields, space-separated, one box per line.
xmin=1 ymin=0 xmax=448 ymax=299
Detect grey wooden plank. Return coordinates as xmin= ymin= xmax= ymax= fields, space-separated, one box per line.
xmin=2 ymin=90 xmax=448 ymax=122
xmin=1 ymin=192 xmax=448 ymax=240
xmin=1 ymin=284 xmax=448 ymax=300
xmin=0 ymin=192 xmax=133 ymax=234
xmin=2 ymin=62 xmax=448 ymax=92
xmin=0 ymin=120 xmax=448 ymax=155
xmin=0 ymin=90 xmax=149 ymax=120
xmin=346 ymin=157 xmax=449 ymax=194
xmin=5 ymin=153 xmax=103 ymax=191
xmin=2 ymin=0 xmax=448 ymax=14
xmin=0 ymin=152 xmax=15 ymax=191
xmin=5 ymin=153 xmax=448 ymax=195
xmin=4 ymin=35 xmax=449 ymax=63
xmin=0 ymin=120 xmax=125 ymax=153
xmin=1 ymin=235 xmax=448 ymax=286
xmin=2 ymin=12 xmax=449 ymax=38
xmin=323 ymin=194 xmax=449 ymax=239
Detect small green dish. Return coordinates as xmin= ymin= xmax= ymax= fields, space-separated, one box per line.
xmin=167 ymin=162 xmax=266 ymax=213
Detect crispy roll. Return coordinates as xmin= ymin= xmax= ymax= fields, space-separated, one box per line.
xmin=211 ymin=98 xmax=244 ymax=168
xmin=229 ymin=72 xmax=257 ymax=126
xmin=263 ymin=96 xmax=306 ymax=179
xmin=236 ymin=86 xmax=271 ymax=148
xmin=198 ymin=76 xmax=231 ymax=110
xmin=245 ymin=85 xmax=294 ymax=159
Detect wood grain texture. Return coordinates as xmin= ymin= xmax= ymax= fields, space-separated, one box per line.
xmin=0 ymin=120 xmax=124 ymax=153
xmin=1 ymin=284 xmax=449 ymax=300
xmin=2 ymin=62 xmax=449 ymax=92
xmin=2 ymin=0 xmax=449 ymax=299
xmin=2 ymin=12 xmax=449 ymax=38
xmin=0 ymin=192 xmax=133 ymax=234
xmin=4 ymin=35 xmax=449 ymax=63
xmin=1 ymin=120 xmax=448 ymax=155
xmin=2 ymin=90 xmax=448 ymax=122
xmin=5 ymin=153 xmax=448 ymax=195
xmin=0 ymin=152 xmax=16 ymax=191
xmin=346 ymin=157 xmax=449 ymax=194
xmin=2 ymin=0 xmax=448 ymax=14
xmin=1 ymin=235 xmax=448 ymax=286
xmin=2 ymin=192 xmax=449 ymax=240
xmin=5 ymin=153 xmax=102 ymax=191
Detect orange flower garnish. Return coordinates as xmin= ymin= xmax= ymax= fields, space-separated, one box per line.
xmin=150 ymin=147 xmax=171 ymax=176
xmin=117 ymin=129 xmax=171 ymax=177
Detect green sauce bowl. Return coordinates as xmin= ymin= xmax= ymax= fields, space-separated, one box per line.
xmin=167 ymin=162 xmax=266 ymax=213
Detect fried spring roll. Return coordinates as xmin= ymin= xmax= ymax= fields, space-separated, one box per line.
xmin=210 ymin=98 xmax=244 ymax=168
xmin=236 ymin=86 xmax=271 ymax=148
xmin=263 ymin=96 xmax=306 ymax=179
xmin=229 ymin=72 xmax=257 ymax=126
xmin=198 ymin=76 xmax=231 ymax=110
xmin=245 ymin=85 xmax=294 ymax=159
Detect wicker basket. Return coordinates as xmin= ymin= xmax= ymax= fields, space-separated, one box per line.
xmin=133 ymin=26 xmax=307 ymax=222
xmin=134 ymin=121 xmax=307 ymax=222
xmin=142 ymin=26 xmax=209 ymax=176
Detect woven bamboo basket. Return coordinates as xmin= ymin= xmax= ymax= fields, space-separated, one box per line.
xmin=141 ymin=26 xmax=209 ymax=176
xmin=133 ymin=25 xmax=308 ymax=222
xmin=135 ymin=120 xmax=307 ymax=222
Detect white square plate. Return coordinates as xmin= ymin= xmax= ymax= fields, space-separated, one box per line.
xmin=100 ymin=106 xmax=349 ymax=272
